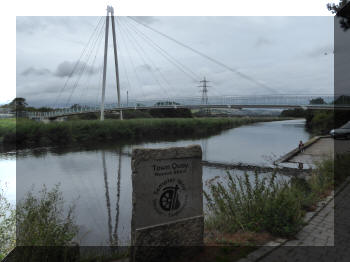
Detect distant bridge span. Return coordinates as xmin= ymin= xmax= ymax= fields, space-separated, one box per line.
xmin=25 ymin=95 xmax=349 ymax=120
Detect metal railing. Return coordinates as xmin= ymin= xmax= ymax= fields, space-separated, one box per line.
xmin=24 ymin=94 xmax=349 ymax=119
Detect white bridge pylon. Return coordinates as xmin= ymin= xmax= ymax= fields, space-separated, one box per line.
xmin=101 ymin=5 xmax=122 ymax=121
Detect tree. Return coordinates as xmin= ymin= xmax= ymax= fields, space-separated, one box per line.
xmin=280 ymin=108 xmax=306 ymax=117
xmin=334 ymin=95 xmax=350 ymax=104
xmin=328 ymin=0 xmax=350 ymax=30
xmin=8 ymin=97 xmax=27 ymax=111
xmin=309 ymin=97 xmax=326 ymax=105
xmin=70 ymin=104 xmax=82 ymax=110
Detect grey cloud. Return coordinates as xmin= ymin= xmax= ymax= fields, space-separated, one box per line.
xmin=54 ymin=61 xmax=99 ymax=78
xmin=130 ymin=16 xmax=158 ymax=25
xmin=17 ymin=17 xmax=94 ymax=36
xmin=16 ymin=17 xmax=47 ymax=34
xmin=21 ymin=67 xmax=51 ymax=76
xmin=255 ymin=37 xmax=272 ymax=47
xmin=137 ymin=64 xmax=153 ymax=72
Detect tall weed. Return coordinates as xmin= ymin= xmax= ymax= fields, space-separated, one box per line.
xmin=16 ymin=184 xmax=78 ymax=246
xmin=204 ymin=172 xmax=305 ymax=238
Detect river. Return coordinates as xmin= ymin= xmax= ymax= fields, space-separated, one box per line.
xmin=0 ymin=119 xmax=310 ymax=246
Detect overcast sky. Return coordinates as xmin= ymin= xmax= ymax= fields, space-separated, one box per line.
xmin=15 ymin=16 xmax=336 ymax=107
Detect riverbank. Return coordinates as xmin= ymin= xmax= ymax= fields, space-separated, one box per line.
xmin=0 ymin=117 xmax=284 ymax=149
xmin=281 ymin=108 xmax=350 ymax=135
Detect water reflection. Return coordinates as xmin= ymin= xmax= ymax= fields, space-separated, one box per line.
xmin=9 ymin=119 xmax=310 ymax=246
xmin=124 ymin=119 xmax=310 ymax=166
xmin=114 ymin=148 xmax=122 ymax=246
xmin=102 ymin=151 xmax=113 ymax=245
xmin=102 ymin=149 xmax=123 ymax=247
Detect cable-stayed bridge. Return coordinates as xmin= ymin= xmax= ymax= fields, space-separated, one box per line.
xmin=26 ymin=94 xmax=348 ymax=120
xmin=24 ymin=6 xmax=349 ymax=120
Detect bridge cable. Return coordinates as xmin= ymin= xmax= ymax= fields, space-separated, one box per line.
xmin=65 ymin=20 xmax=105 ymax=106
xmin=124 ymin=17 xmax=223 ymax=97
xmin=119 ymin=19 xmax=172 ymax=100
xmin=53 ymin=16 xmax=104 ymax=108
xmin=122 ymin=17 xmax=221 ymax=98
xmin=95 ymin=60 xmax=104 ymax=108
xmin=116 ymin=18 xmax=145 ymax=103
xmin=123 ymin=17 xmax=200 ymax=82
xmin=65 ymin=18 xmax=106 ymax=106
xmin=77 ymin=19 xmax=106 ymax=106
xmin=120 ymin=18 xmax=178 ymax=99
xmin=115 ymin=18 xmax=147 ymax=99
xmin=58 ymin=16 xmax=104 ymax=107
xmin=121 ymin=17 xmax=170 ymax=99
xmin=127 ymin=16 xmax=279 ymax=94
xmin=115 ymin=32 xmax=134 ymax=104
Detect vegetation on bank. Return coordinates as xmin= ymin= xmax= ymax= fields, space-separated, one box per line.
xmin=281 ymin=109 xmax=350 ymax=135
xmin=280 ymin=95 xmax=350 ymax=135
xmin=0 ymin=117 xmax=282 ymax=148
xmin=204 ymin=153 xmax=350 ymax=240
xmin=10 ymin=185 xmax=81 ymax=262
xmin=0 ymin=118 xmax=16 ymax=142
xmin=68 ymin=108 xmax=193 ymax=120
xmin=0 ymin=184 xmax=16 ymax=261
xmin=16 ymin=185 xmax=78 ymax=247
xmin=1 ymin=184 xmax=128 ymax=262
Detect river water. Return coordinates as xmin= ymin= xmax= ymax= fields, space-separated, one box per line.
xmin=0 ymin=119 xmax=310 ymax=246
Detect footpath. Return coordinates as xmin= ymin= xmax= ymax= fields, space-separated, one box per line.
xmin=238 ymin=178 xmax=350 ymax=262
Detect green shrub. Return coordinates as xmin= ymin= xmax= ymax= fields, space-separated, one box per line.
xmin=305 ymin=110 xmax=335 ymax=135
xmin=204 ymin=172 xmax=305 ymax=238
xmin=16 ymin=184 xmax=78 ymax=246
xmin=204 ymin=154 xmax=348 ymax=239
xmin=0 ymin=184 xmax=16 ymax=260
xmin=280 ymin=108 xmax=306 ymax=118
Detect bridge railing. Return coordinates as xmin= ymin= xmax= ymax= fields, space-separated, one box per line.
xmin=24 ymin=94 xmax=348 ymax=119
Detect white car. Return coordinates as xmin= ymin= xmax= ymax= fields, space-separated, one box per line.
xmin=330 ymin=121 xmax=350 ymax=139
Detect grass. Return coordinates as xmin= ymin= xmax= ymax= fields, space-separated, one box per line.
xmin=0 ymin=118 xmax=15 ymax=142
xmin=0 ymin=117 xmax=282 ymax=149
xmin=204 ymin=153 xmax=348 ymax=241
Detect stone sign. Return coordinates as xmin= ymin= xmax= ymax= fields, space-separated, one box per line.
xmin=131 ymin=145 xmax=203 ymax=262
